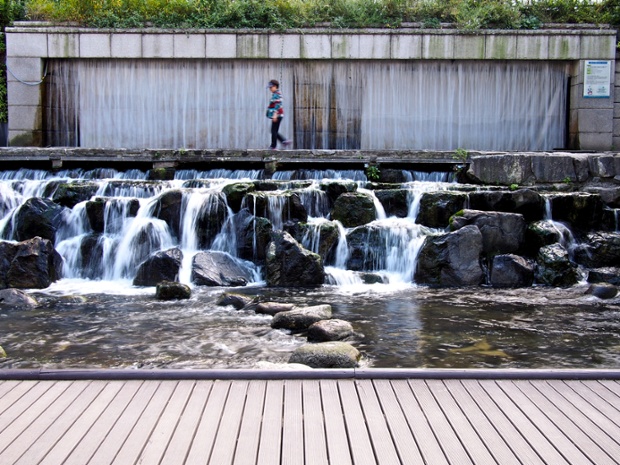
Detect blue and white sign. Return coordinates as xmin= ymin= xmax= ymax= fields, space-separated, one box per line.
xmin=584 ymin=60 xmax=611 ymax=98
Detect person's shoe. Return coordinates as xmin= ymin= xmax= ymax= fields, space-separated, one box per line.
xmin=269 ymin=146 xmax=277 ymax=150
xmin=282 ymin=140 xmax=292 ymax=148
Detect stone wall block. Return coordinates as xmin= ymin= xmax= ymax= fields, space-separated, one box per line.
xmin=80 ymin=33 xmax=111 ymax=57
xmin=238 ymin=34 xmax=269 ymax=58
xmin=579 ymin=132 xmax=613 ymax=151
xmin=48 ymin=33 xmax=79 ymax=58
xmin=391 ymin=34 xmax=422 ymax=59
xmin=300 ymin=34 xmax=331 ymax=59
xmin=548 ymin=35 xmax=580 ymax=60
xmin=174 ymin=34 xmax=206 ymax=58
xmin=581 ymin=34 xmax=617 ymax=60
xmin=453 ymin=35 xmax=485 ymax=59
xmin=269 ymin=34 xmax=300 ymax=59
xmin=8 ymin=105 xmax=40 ymax=130
xmin=423 ymin=34 xmax=454 ymax=59
xmin=7 ymin=81 xmax=41 ymax=106
xmin=516 ymin=35 xmax=549 ymax=60
xmin=207 ymin=34 xmax=237 ymax=58
xmin=358 ymin=34 xmax=391 ymax=59
xmin=589 ymin=155 xmax=617 ymax=178
xmin=331 ymin=35 xmax=360 ymax=59
xmin=142 ymin=33 xmax=174 ymax=58
xmin=578 ymin=108 xmax=613 ymax=133
xmin=6 ymin=57 xmax=43 ymax=83
xmin=6 ymin=33 xmax=47 ymax=57
xmin=485 ymin=35 xmax=517 ymax=59
xmin=111 ymin=33 xmax=142 ymax=58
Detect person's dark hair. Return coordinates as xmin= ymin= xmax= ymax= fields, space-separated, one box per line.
xmin=269 ymin=79 xmax=279 ymax=88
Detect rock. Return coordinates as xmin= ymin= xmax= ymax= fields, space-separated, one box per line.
xmin=222 ymin=182 xmax=256 ymax=212
xmin=344 ymin=224 xmax=386 ymax=271
xmin=256 ymin=302 xmax=295 ymax=315
xmin=490 ymin=254 xmax=535 ymax=288
xmin=85 ymin=198 xmax=106 ymax=233
xmin=265 ymin=231 xmax=324 ymax=287
xmin=147 ymin=167 xmax=175 ymax=181
xmin=79 ymin=234 xmax=104 ymax=279
xmin=416 ymin=192 xmax=468 ymax=228
xmin=234 ymin=208 xmax=272 ymax=262
xmin=331 ymin=192 xmax=377 ymax=228
xmin=548 ymin=193 xmax=604 ymax=231
xmin=245 ymin=192 xmax=308 ymax=225
xmin=535 ymin=243 xmax=579 ymax=287
xmin=307 ymin=319 xmax=356 ymax=342
xmin=133 ymin=248 xmax=183 ymax=286
xmin=85 ymin=198 xmax=139 ymax=234
xmin=414 ymin=225 xmax=484 ymax=287
xmin=10 ymin=197 xmax=66 ymax=242
xmin=525 ymin=220 xmax=564 ymax=255
xmin=320 ymin=181 xmax=358 ymax=205
xmin=151 ymin=189 xmax=183 ymax=239
xmin=216 ymin=292 xmax=257 ymax=310
xmin=155 ymin=281 xmax=191 ymax=300
xmin=51 ymin=182 xmax=99 ymax=208
xmin=296 ymin=221 xmax=340 ymax=263
xmin=374 ymin=190 xmax=409 ymax=218
xmin=0 ymin=346 xmax=5 ymax=358
xmin=289 ymin=341 xmax=360 ymax=368
xmin=588 ymin=267 xmax=620 ymax=286
xmin=468 ymin=189 xmax=544 ymax=222
xmin=191 ymin=251 xmax=254 ymax=287
xmin=585 ymin=283 xmax=618 ymax=299
xmin=450 ymin=209 xmax=526 ymax=255
xmin=1 ymin=237 xmax=63 ymax=289
xmin=271 ymin=304 xmax=333 ymax=331
xmin=573 ymin=232 xmax=620 ymax=268
xmin=0 ymin=289 xmax=38 ymax=308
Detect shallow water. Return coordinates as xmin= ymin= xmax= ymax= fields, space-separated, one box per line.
xmin=2 ymin=281 xmax=619 ymax=370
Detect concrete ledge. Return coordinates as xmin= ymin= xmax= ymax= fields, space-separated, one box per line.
xmin=2 ymin=367 xmax=620 ymax=380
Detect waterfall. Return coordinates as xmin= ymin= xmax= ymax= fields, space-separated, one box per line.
xmin=543 ymin=196 xmax=578 ymax=256
xmin=45 ymin=59 xmax=568 ymax=151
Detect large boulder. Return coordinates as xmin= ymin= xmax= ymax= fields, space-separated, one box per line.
xmin=535 ymin=243 xmax=579 ymax=287
xmin=525 ymin=220 xmax=565 ymax=256
xmin=0 ymin=289 xmax=38 ymax=308
xmin=331 ymin=192 xmax=377 ymax=228
xmin=450 ymin=209 xmax=526 ymax=255
xmin=51 ymin=182 xmax=99 ymax=208
xmin=0 ymin=237 xmax=63 ymax=289
xmin=490 ymin=254 xmax=535 ymax=288
xmin=244 ymin=192 xmax=308 ymax=225
xmin=416 ymin=192 xmax=468 ymax=228
xmin=133 ymin=248 xmax=183 ymax=286
xmin=191 ymin=251 xmax=254 ymax=287
xmin=374 ymin=190 xmax=409 ymax=218
xmin=155 ymin=281 xmax=191 ymax=300
xmin=588 ymin=267 xmax=620 ymax=286
xmin=222 ymin=182 xmax=256 ymax=212
xmin=547 ymin=193 xmax=604 ymax=232
xmin=320 ymin=181 xmax=358 ymax=205
xmin=289 ymin=341 xmax=360 ymax=368
xmin=216 ymin=292 xmax=257 ymax=310
xmin=468 ymin=189 xmax=544 ymax=222
xmin=265 ymin=231 xmax=324 ymax=287
xmin=297 ymin=221 xmax=341 ymax=263
xmin=573 ymin=232 xmax=620 ymax=268
xmin=85 ymin=198 xmax=140 ymax=234
xmin=151 ymin=189 xmax=183 ymax=240
xmin=271 ymin=304 xmax=333 ymax=331
xmin=10 ymin=197 xmax=66 ymax=242
xmin=307 ymin=319 xmax=356 ymax=342
xmin=415 ymin=225 xmax=484 ymax=287
xmin=256 ymin=302 xmax=295 ymax=315
xmin=234 ymin=208 xmax=272 ymax=262
xmin=186 ymin=193 xmax=229 ymax=249
xmin=344 ymin=224 xmax=386 ymax=271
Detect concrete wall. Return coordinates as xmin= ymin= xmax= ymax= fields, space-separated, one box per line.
xmin=5 ymin=23 xmax=618 ymax=150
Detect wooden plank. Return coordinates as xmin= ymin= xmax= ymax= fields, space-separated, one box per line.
xmin=0 ymin=381 xmax=21 ymax=404
xmin=372 ymin=380 xmax=424 ymax=464
xmin=185 ymin=380 xmax=231 ymax=464
xmin=0 ymin=380 xmax=72 ymax=456
xmin=39 ymin=381 xmax=125 ymax=465
xmin=598 ymin=380 xmax=620 ymax=398
xmin=319 ymin=380 xmax=353 ymax=465
xmin=302 ymin=380 xmax=329 ymax=465
xmin=338 ymin=380 xmax=377 ymax=465
xmin=408 ymin=380 xmax=474 ymax=465
xmin=425 ymin=380 xmax=499 ymax=465
xmin=160 ymin=382 xmax=214 ymax=465
xmin=209 ymin=380 xmax=250 ymax=465
xmin=111 ymin=380 xmax=179 ymax=465
xmin=256 ymin=380 xmax=284 ymax=465
xmin=442 ymin=380 xmax=524 ymax=465
xmin=135 ymin=380 xmax=196 ymax=465
xmin=390 ymin=380 xmax=449 ymax=465
xmin=480 ymin=381 xmax=574 ymax=465
xmin=62 ymin=380 xmax=146 ymax=465
xmin=0 ymin=381 xmax=39 ymax=418
xmin=559 ymin=381 xmax=620 ymax=429
xmin=574 ymin=381 xmax=620 ymax=416
xmin=520 ymin=380 xmax=620 ymax=462
xmin=14 ymin=381 xmax=105 ymax=465
xmin=281 ymin=379 xmax=304 ymax=465
xmin=355 ymin=380 xmax=401 ymax=464
xmin=233 ymin=380 xmax=267 ymax=465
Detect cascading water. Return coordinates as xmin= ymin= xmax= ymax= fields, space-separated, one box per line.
xmin=45 ymin=59 xmax=568 ymax=151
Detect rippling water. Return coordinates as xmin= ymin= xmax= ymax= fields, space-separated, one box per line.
xmin=2 ymin=281 xmax=619 ymax=370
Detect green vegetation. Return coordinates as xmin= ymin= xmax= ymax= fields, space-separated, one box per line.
xmin=0 ymin=1 xmax=26 ymax=123
xmin=21 ymin=0 xmax=620 ymax=30
xmin=365 ymin=164 xmax=381 ymax=181
xmin=453 ymin=147 xmax=468 ymax=161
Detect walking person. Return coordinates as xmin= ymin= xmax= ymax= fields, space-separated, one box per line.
xmin=266 ymin=79 xmax=292 ymax=150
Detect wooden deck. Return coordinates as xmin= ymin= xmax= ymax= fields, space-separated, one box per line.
xmin=1 ymin=370 xmax=620 ymax=464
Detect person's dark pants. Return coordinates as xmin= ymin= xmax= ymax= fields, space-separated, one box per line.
xmin=270 ymin=116 xmax=286 ymax=148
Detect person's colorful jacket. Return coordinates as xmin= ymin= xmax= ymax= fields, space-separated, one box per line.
xmin=266 ymin=90 xmax=284 ymax=119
